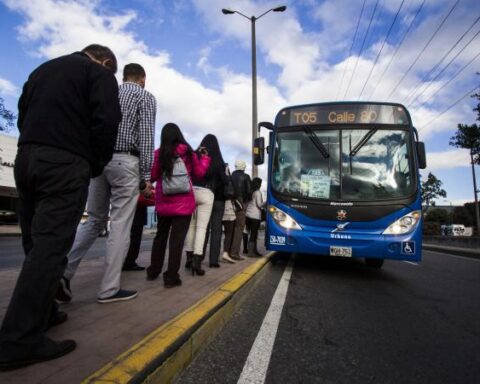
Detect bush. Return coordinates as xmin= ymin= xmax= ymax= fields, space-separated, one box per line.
xmin=423 ymin=222 xmax=441 ymax=235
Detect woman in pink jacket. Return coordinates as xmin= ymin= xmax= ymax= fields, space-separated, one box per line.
xmin=147 ymin=123 xmax=210 ymax=287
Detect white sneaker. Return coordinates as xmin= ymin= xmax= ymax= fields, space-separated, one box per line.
xmin=221 ymin=252 xmax=236 ymax=264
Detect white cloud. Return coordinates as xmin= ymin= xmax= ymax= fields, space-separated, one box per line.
xmin=0 ymin=77 xmax=18 ymax=96
xmin=425 ymin=148 xmax=471 ymax=172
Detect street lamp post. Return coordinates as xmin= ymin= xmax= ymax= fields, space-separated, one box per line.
xmin=222 ymin=5 xmax=287 ymax=178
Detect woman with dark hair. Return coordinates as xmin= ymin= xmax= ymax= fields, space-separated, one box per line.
xmin=147 ymin=123 xmax=210 ymax=287
xmin=245 ymin=177 xmax=265 ymax=257
xmin=185 ymin=134 xmax=229 ymax=273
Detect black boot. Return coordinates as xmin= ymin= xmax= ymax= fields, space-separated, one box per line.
xmin=247 ymin=242 xmax=258 ymax=257
xmin=254 ymin=245 xmax=263 ymax=257
xmin=185 ymin=251 xmax=193 ymax=269
xmin=242 ymin=233 xmax=248 ymax=254
xmin=192 ymin=254 xmax=205 ymax=276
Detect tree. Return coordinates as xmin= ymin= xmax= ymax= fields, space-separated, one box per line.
xmin=421 ymin=172 xmax=447 ymax=211
xmin=0 ymin=97 xmax=15 ymax=132
xmin=450 ymin=123 xmax=480 ymax=235
xmin=453 ymin=205 xmax=474 ymax=227
xmin=425 ymin=208 xmax=449 ymax=224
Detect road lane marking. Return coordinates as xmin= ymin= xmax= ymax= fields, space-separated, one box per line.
xmin=237 ymin=256 xmax=295 ymax=384
xmin=403 ymin=261 xmax=419 ymax=266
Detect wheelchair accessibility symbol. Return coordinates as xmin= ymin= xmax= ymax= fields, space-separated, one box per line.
xmin=402 ymin=241 xmax=415 ymax=254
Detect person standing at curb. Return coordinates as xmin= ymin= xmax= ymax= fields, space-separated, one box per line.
xmin=245 ymin=177 xmax=266 ymax=257
xmin=147 ymin=123 xmax=210 ymax=287
xmin=0 ymin=44 xmax=121 ymax=371
xmin=57 ymin=63 xmax=156 ymax=304
xmin=221 ymin=191 xmax=237 ymax=264
xmin=186 ymin=134 xmax=228 ymax=272
xmin=229 ymin=159 xmax=252 ymax=261
xmin=122 ymin=187 xmax=155 ymax=271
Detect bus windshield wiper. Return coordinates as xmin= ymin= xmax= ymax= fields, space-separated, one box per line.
xmin=303 ymin=127 xmax=329 ymax=159
xmin=350 ymin=128 xmax=378 ymax=157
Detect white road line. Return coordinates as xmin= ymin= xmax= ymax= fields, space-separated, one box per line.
xmin=237 ymin=257 xmax=295 ymax=384
xmin=403 ymin=261 xmax=419 ymax=266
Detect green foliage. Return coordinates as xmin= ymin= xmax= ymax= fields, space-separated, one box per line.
xmin=421 ymin=172 xmax=447 ymax=208
xmin=449 ymin=123 xmax=480 ymax=164
xmin=425 ymin=208 xmax=449 ymax=224
xmin=0 ymin=97 xmax=15 ymax=132
xmin=423 ymin=221 xmax=441 ymax=235
xmin=453 ymin=206 xmax=474 ymax=227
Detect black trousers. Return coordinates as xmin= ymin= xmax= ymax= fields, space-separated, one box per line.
xmin=246 ymin=217 xmax=261 ymax=243
xmin=204 ymin=200 xmax=225 ymax=265
xmin=0 ymin=145 xmax=90 ymax=357
xmin=124 ymin=205 xmax=147 ymax=267
xmin=149 ymin=214 xmax=191 ymax=280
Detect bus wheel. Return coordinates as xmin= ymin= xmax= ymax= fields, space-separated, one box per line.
xmin=365 ymin=258 xmax=384 ymax=268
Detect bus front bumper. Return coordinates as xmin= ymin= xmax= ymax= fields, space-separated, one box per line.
xmin=265 ymin=224 xmax=422 ymax=262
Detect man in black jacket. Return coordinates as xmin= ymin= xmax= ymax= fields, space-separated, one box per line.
xmin=230 ymin=159 xmax=252 ymax=260
xmin=0 ymin=44 xmax=121 ymax=371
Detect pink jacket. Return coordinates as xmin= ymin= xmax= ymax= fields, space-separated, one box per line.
xmin=151 ymin=144 xmax=211 ymax=216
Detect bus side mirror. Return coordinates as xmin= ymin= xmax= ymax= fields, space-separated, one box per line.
xmin=258 ymin=121 xmax=274 ymax=131
xmin=417 ymin=142 xmax=427 ymax=169
xmin=254 ymin=137 xmax=265 ymax=165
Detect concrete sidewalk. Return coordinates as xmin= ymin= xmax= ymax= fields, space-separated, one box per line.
xmin=0 ymin=235 xmax=266 ymax=383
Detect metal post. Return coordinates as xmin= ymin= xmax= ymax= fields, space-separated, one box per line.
xmin=251 ymin=16 xmax=258 ymax=178
xmin=470 ymin=150 xmax=480 ymax=235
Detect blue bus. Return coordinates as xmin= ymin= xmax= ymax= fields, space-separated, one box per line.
xmin=254 ymin=102 xmax=427 ymax=268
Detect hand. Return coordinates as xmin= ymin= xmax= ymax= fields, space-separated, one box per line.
xmin=197 ymin=146 xmax=208 ymax=156
xmin=141 ymin=181 xmax=153 ymax=198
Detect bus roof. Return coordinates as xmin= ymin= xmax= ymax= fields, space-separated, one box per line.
xmin=275 ymin=101 xmax=412 ymax=127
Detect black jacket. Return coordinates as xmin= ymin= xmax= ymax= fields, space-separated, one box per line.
xmin=17 ymin=52 xmax=122 ymax=177
xmin=231 ymin=170 xmax=252 ymax=203
xmin=193 ymin=161 xmax=229 ymax=201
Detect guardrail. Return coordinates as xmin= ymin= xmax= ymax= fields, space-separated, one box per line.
xmin=423 ymin=235 xmax=480 ymax=249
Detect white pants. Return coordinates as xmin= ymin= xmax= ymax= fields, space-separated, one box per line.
xmin=185 ymin=187 xmax=214 ymax=255
xmin=64 ymin=154 xmax=139 ymax=298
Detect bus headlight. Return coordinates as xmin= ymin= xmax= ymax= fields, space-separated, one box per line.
xmin=383 ymin=211 xmax=421 ymax=235
xmin=268 ymin=206 xmax=302 ymax=230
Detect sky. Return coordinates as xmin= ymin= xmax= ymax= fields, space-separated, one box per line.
xmin=0 ymin=0 xmax=479 ymax=206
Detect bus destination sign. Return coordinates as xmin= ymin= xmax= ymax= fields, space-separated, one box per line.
xmin=278 ymin=103 xmax=409 ymax=127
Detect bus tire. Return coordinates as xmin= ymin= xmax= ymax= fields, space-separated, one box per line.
xmin=365 ymin=258 xmax=384 ymax=268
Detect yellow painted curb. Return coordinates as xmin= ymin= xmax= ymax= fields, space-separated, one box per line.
xmin=83 ymin=253 xmax=273 ymax=384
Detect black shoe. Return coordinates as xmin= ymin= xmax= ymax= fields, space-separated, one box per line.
xmin=55 ymin=277 xmax=72 ymax=303
xmin=146 ymin=267 xmax=160 ymax=281
xmin=97 ymin=289 xmax=138 ymax=304
xmin=0 ymin=338 xmax=76 ymax=371
xmin=209 ymin=263 xmax=220 ymax=268
xmin=122 ymin=263 xmax=145 ymax=271
xmin=164 ymin=276 xmax=182 ymax=288
xmin=47 ymin=311 xmax=68 ymax=329
xmin=231 ymin=255 xmax=245 ymax=261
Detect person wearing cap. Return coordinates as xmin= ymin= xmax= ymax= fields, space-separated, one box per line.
xmin=229 ymin=159 xmax=252 ymax=260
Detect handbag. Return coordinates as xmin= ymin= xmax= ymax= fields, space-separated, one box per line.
xmin=162 ymin=156 xmax=191 ymax=195
xmin=224 ymin=165 xmax=235 ymax=198
xmin=261 ymin=208 xmax=266 ymax=221
xmin=138 ymin=187 xmax=155 ymax=207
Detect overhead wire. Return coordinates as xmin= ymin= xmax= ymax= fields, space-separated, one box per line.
xmin=407 ymin=27 xmax=480 ymax=108
xmin=386 ymin=0 xmax=460 ymax=100
xmin=402 ymin=15 xmax=480 ymax=106
xmin=414 ymin=50 xmax=480 ymax=111
xmin=369 ymin=0 xmax=426 ymax=99
xmin=343 ymin=0 xmax=381 ymax=99
xmin=418 ymin=85 xmax=479 ymax=133
xmin=335 ymin=0 xmax=367 ymax=101
xmin=358 ymin=0 xmax=406 ymax=99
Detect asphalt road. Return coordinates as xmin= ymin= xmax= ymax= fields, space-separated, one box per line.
xmin=177 ymin=251 xmax=480 ymax=384
xmin=0 ymin=235 xmax=154 ymax=270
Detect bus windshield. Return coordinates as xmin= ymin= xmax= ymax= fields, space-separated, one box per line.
xmin=272 ymin=127 xmax=415 ymax=201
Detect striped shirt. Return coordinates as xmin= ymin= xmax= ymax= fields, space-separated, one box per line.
xmin=115 ymin=82 xmax=156 ymax=180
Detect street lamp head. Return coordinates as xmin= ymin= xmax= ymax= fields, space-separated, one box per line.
xmin=273 ymin=5 xmax=287 ymax=12
xmin=222 ymin=8 xmax=235 ymax=15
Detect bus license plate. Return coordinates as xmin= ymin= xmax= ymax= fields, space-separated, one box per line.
xmin=330 ymin=246 xmax=352 ymax=257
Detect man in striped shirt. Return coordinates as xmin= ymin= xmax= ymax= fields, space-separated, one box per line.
xmin=57 ymin=63 xmax=156 ymax=304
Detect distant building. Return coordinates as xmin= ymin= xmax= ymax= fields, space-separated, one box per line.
xmin=0 ymin=133 xmax=18 ymax=214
